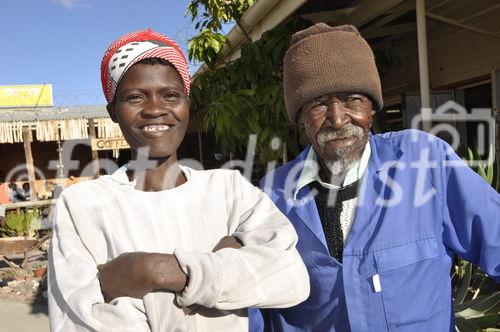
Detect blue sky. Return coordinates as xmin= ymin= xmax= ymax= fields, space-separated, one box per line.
xmin=0 ymin=0 xmax=204 ymax=106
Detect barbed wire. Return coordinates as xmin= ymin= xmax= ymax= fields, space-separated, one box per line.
xmin=52 ymin=89 xmax=105 ymax=106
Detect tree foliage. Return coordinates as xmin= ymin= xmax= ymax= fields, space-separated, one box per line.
xmin=189 ymin=16 xmax=310 ymax=163
xmin=186 ymin=0 xmax=254 ymax=66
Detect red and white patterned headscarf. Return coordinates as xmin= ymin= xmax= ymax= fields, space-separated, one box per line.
xmin=100 ymin=29 xmax=190 ymax=103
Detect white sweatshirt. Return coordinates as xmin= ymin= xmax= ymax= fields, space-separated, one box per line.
xmin=48 ymin=167 xmax=309 ymax=331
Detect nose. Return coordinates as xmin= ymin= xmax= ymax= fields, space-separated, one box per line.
xmin=325 ymin=101 xmax=350 ymax=129
xmin=141 ymin=95 xmax=169 ymax=118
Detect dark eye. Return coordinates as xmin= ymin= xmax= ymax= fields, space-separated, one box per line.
xmin=346 ymin=96 xmax=363 ymax=102
xmin=306 ymin=98 xmax=327 ymax=112
xmin=164 ymin=92 xmax=180 ymax=102
xmin=310 ymin=103 xmax=326 ymax=113
xmin=126 ymin=95 xmax=143 ymax=103
xmin=344 ymin=95 xmax=364 ymax=108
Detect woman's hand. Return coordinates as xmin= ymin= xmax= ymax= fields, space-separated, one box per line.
xmin=98 ymin=252 xmax=187 ymax=302
xmin=97 ymin=252 xmax=156 ymax=302
xmin=98 ymin=235 xmax=242 ymax=303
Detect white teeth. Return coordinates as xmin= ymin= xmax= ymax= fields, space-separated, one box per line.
xmin=142 ymin=125 xmax=170 ymax=132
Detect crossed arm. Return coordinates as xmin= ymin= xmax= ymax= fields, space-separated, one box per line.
xmin=97 ymin=236 xmax=242 ymax=302
xmin=49 ymin=171 xmax=309 ymax=330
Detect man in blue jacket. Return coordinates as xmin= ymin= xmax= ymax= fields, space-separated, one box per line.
xmin=250 ymin=23 xmax=500 ymax=331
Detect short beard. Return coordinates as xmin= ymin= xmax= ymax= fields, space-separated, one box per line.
xmin=317 ymin=123 xmax=365 ymax=176
xmin=322 ymin=158 xmax=357 ymax=177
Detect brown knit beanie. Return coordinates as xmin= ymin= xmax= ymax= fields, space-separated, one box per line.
xmin=283 ymin=23 xmax=383 ymax=123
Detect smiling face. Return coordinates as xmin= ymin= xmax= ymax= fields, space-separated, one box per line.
xmin=299 ymin=93 xmax=373 ymax=176
xmin=107 ymin=61 xmax=189 ymax=160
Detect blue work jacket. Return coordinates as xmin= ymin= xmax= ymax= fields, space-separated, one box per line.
xmin=250 ymin=130 xmax=500 ymax=331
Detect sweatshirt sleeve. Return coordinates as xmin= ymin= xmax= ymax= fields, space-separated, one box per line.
xmin=174 ymin=171 xmax=310 ymax=310
xmin=48 ymin=195 xmax=150 ymax=332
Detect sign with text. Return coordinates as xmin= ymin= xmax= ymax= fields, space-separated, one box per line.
xmin=0 ymin=84 xmax=53 ymax=107
xmin=91 ymin=138 xmax=130 ymax=151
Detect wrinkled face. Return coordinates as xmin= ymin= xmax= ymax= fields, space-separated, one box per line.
xmin=299 ymin=93 xmax=373 ymax=169
xmin=107 ymin=63 xmax=189 ymax=160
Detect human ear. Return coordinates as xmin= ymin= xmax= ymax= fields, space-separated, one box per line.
xmin=106 ymin=102 xmax=118 ymax=123
xmin=296 ymin=108 xmax=307 ymax=129
xmin=298 ymin=117 xmax=311 ymax=130
xmin=297 ymin=117 xmax=306 ymax=130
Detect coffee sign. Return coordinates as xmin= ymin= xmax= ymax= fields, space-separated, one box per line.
xmin=91 ymin=138 xmax=130 ymax=151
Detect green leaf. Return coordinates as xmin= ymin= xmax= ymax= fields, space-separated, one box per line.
xmin=466 ymin=145 xmax=498 ymax=186
xmin=454 ymin=294 xmax=498 ymax=311
xmin=478 ymin=165 xmax=488 ymax=181
xmin=454 ymin=261 xmax=472 ymax=305
xmin=247 ymin=111 xmax=261 ymax=134
xmin=484 ymin=144 xmax=495 ymax=184
xmin=237 ymin=88 xmax=255 ymax=97
xmin=467 ymin=313 xmax=500 ymax=329
xmin=455 ymin=316 xmax=481 ymax=332
xmin=5 ymin=209 xmax=41 ymax=236
xmin=455 ymin=292 xmax=500 ymax=318
xmin=467 ymin=147 xmax=474 ymax=163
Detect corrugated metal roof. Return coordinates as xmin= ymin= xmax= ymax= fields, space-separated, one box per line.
xmin=0 ymin=105 xmax=108 ymax=122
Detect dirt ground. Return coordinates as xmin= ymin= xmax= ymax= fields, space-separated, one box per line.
xmin=0 ymin=251 xmax=48 ymax=304
xmin=0 ymin=300 xmax=49 ymax=332
xmin=0 ymin=251 xmax=49 ymax=331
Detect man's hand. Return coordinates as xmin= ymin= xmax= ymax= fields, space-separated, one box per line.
xmin=97 ymin=252 xmax=187 ymax=302
xmin=212 ymin=236 xmax=243 ymax=252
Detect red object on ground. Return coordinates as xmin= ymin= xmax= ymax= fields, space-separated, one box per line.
xmin=0 ymin=183 xmax=9 ymax=204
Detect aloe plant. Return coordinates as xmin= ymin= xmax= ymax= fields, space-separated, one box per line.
xmin=467 ymin=145 xmax=500 ymax=191
xmin=453 ymin=258 xmax=500 ymax=331
xmin=453 ymin=147 xmax=500 ymax=331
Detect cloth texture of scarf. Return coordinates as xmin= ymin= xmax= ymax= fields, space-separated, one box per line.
xmin=100 ymin=29 xmax=190 ymax=103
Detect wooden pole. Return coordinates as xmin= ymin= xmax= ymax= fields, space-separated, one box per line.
xmin=282 ymin=143 xmax=288 ymax=165
xmin=492 ymin=67 xmax=499 ymax=157
xmin=22 ymin=127 xmax=38 ymax=201
xmin=88 ymin=118 xmax=100 ymax=178
xmin=416 ymin=0 xmax=432 ymax=132
xmin=197 ymin=129 xmax=204 ymax=164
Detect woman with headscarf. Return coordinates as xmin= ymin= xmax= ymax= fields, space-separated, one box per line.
xmin=48 ymin=29 xmax=309 ymax=332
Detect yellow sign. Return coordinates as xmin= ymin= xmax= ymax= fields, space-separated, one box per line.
xmin=91 ymin=138 xmax=130 ymax=151
xmin=0 ymin=84 xmax=53 ymax=107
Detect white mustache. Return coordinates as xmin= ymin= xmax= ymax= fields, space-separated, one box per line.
xmin=317 ymin=124 xmax=364 ymax=144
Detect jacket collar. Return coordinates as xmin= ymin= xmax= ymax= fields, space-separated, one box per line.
xmin=293 ymin=142 xmax=371 ymax=199
xmin=291 ymin=133 xmax=403 ymax=199
xmin=368 ymin=133 xmax=403 ymax=173
xmin=285 ymin=133 xmax=404 ymax=251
